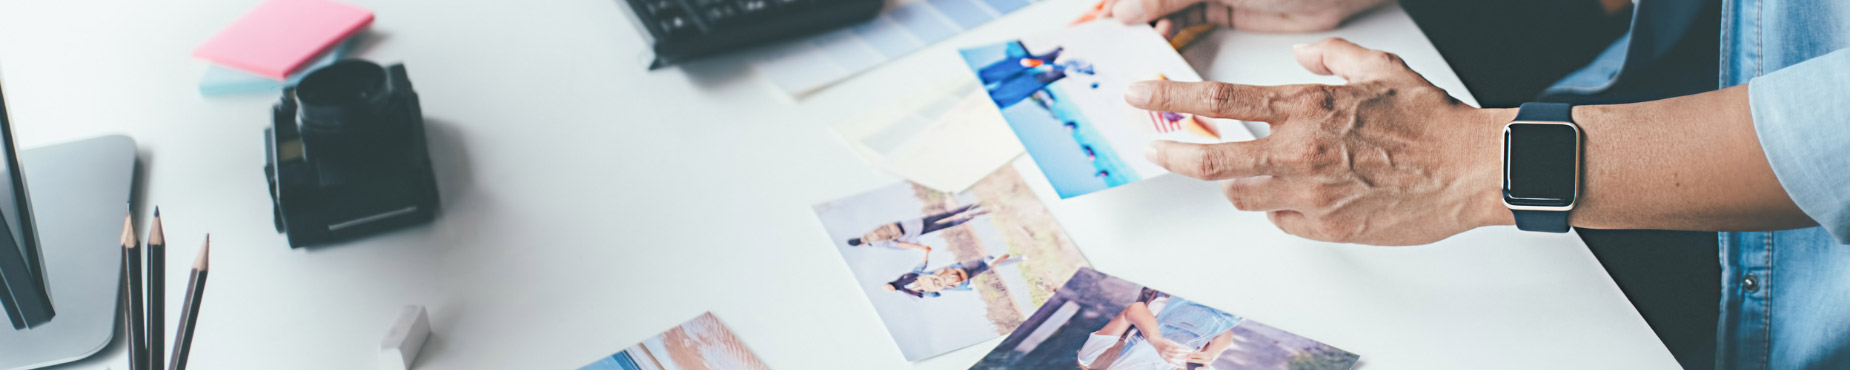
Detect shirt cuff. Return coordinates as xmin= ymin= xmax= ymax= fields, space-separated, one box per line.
xmin=1749 ymin=49 xmax=1850 ymax=243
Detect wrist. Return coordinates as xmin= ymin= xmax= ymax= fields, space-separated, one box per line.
xmin=1464 ymin=107 xmax=1518 ymax=227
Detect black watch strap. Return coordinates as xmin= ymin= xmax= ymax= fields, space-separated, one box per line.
xmin=1513 ymin=102 xmax=1573 ymax=122
xmin=1512 ymin=209 xmax=1570 ymax=233
xmin=1510 ymin=102 xmax=1574 ymax=233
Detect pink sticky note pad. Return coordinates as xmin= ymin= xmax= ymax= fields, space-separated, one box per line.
xmin=193 ymin=0 xmax=373 ymax=80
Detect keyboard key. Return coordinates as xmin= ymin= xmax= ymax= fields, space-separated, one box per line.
xmin=739 ymin=0 xmax=769 ymax=13
xmin=704 ymin=4 xmax=739 ymax=26
xmin=658 ymin=15 xmax=694 ymax=38
xmin=735 ymin=0 xmax=772 ymax=20
xmin=643 ymin=0 xmax=679 ymax=15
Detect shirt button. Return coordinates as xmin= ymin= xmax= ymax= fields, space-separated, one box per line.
xmin=1743 ymin=274 xmax=1760 ymax=293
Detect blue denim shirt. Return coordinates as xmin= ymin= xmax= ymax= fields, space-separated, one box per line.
xmin=1123 ymin=297 xmax=1242 ymax=352
xmin=1544 ymin=1 xmax=1850 ymax=368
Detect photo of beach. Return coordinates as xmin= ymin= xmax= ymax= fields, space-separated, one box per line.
xmin=812 ymin=167 xmax=1091 ymax=361
xmin=579 ymin=312 xmax=769 ymax=370
xmin=972 ymin=268 xmax=1359 ymax=370
xmin=959 ymin=21 xmax=1253 ymax=198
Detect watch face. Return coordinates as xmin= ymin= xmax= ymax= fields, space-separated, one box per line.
xmin=1504 ymin=122 xmax=1579 ymax=208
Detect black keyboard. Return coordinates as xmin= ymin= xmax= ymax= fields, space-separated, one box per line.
xmin=622 ymin=0 xmax=884 ymax=69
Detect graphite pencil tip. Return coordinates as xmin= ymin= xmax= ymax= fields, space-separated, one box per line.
xmin=120 ymin=211 xmax=136 ymax=248
xmin=150 ymin=207 xmax=166 ymax=247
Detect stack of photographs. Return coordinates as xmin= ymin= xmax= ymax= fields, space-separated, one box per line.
xmin=576 ymin=21 xmax=1361 ymax=370
xmin=812 ymin=168 xmax=1092 ymax=360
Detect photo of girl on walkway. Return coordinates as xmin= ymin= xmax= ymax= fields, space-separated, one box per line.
xmin=973 ymin=268 xmax=1359 ymax=370
xmin=812 ymin=168 xmax=1090 ymax=361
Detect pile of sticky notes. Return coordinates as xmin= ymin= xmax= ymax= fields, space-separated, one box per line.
xmin=193 ymin=0 xmax=374 ymax=96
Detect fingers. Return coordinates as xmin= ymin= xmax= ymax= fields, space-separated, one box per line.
xmin=1203 ymin=3 xmax=1234 ymax=26
xmin=1222 ymin=176 xmax=1357 ymax=212
xmin=1269 ymin=208 xmax=1373 ymax=244
xmin=1292 ymin=38 xmax=1420 ymax=83
xmin=1228 ymin=7 xmax=1346 ymax=33
xmin=1110 ymin=0 xmax=1205 ymax=25
xmin=1267 ymin=210 xmax=1310 ymax=237
xmin=1126 ymin=80 xmax=1285 ymax=122
xmin=1146 ymin=140 xmax=1283 ymax=180
xmin=1219 ymin=176 xmax=1291 ymax=211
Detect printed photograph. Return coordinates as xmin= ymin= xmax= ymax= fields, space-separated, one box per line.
xmin=812 ymin=167 xmax=1091 ymax=361
xmin=959 ymin=21 xmax=1253 ymax=199
xmin=579 ymin=312 xmax=769 ymax=370
xmin=973 ymin=268 xmax=1360 ymax=370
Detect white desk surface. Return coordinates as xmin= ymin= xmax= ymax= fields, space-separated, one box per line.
xmin=0 ymin=0 xmax=1678 ymax=369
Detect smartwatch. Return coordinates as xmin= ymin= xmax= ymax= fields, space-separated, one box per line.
xmin=1502 ymin=102 xmax=1582 ymax=233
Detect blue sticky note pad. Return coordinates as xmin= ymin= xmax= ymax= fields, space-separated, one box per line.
xmin=811 ymin=30 xmax=887 ymax=72
xmin=852 ymin=17 xmax=924 ymax=59
xmin=928 ymin=0 xmax=994 ymax=30
xmin=199 ymin=36 xmax=358 ymax=96
xmin=983 ymin=0 xmax=1031 ymax=15
xmin=888 ymin=3 xmax=958 ymax=44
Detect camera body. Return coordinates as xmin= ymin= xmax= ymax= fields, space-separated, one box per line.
xmin=264 ymin=60 xmax=439 ymax=248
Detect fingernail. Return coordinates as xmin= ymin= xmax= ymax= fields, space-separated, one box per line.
xmin=1125 ymin=81 xmax=1153 ymax=107
xmin=1144 ymin=143 xmax=1159 ymax=163
xmin=1292 ymin=43 xmax=1308 ymax=50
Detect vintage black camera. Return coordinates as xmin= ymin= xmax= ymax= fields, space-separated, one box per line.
xmin=264 ymin=60 xmax=439 ymax=248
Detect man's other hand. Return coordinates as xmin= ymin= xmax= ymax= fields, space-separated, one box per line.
xmin=1102 ymin=0 xmax=1390 ymax=33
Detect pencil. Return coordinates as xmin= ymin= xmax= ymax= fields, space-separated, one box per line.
xmin=168 ymin=236 xmax=208 ymax=370
xmin=146 ymin=208 xmax=165 ymax=370
xmin=1169 ymin=23 xmax=1215 ymax=51
xmin=120 ymin=211 xmax=146 ymax=370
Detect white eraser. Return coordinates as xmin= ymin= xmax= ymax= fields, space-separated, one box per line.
xmin=380 ymin=305 xmax=431 ymax=370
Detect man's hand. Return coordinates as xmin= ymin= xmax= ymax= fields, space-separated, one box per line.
xmin=1129 ymin=38 xmax=1516 ymax=246
xmin=1101 ymin=0 xmax=1390 ymax=33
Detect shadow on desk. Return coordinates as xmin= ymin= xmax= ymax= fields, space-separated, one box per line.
xmin=425 ymin=118 xmax=477 ymax=216
xmin=1577 ymin=229 xmax=1720 ymax=370
xmin=1402 ymin=1 xmax=1720 ymax=369
xmin=666 ymin=52 xmax=755 ymax=92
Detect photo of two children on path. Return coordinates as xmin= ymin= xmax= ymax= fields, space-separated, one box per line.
xmin=813 ymin=168 xmax=1090 ymax=361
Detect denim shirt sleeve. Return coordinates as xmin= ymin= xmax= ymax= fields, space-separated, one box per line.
xmin=1749 ymin=48 xmax=1850 ymax=243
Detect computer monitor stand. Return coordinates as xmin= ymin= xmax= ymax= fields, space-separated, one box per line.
xmin=0 ymin=135 xmax=136 ymax=370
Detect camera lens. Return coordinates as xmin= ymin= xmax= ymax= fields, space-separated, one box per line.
xmin=295 ymin=60 xmax=394 ymax=135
